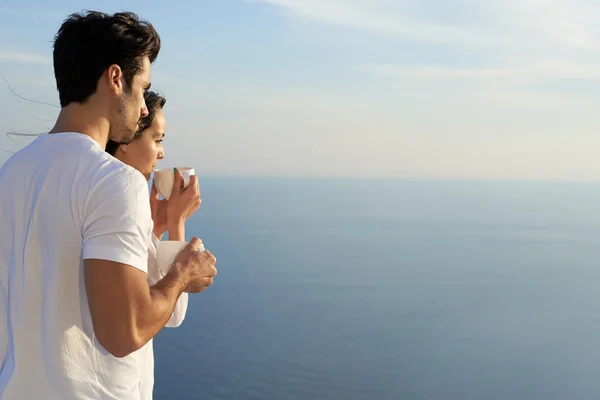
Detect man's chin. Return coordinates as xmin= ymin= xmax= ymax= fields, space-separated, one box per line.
xmin=109 ymin=132 xmax=136 ymax=145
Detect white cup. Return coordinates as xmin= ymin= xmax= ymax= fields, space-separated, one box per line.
xmin=156 ymin=240 xmax=205 ymax=274
xmin=153 ymin=167 xmax=196 ymax=200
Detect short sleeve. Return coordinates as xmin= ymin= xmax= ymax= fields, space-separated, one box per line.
xmin=82 ymin=168 xmax=152 ymax=273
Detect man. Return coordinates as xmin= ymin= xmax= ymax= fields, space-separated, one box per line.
xmin=0 ymin=11 xmax=217 ymax=399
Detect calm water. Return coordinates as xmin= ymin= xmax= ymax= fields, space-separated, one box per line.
xmin=153 ymin=178 xmax=600 ymax=399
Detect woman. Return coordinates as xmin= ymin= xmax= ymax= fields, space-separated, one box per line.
xmin=105 ymin=91 xmax=201 ymax=243
xmin=106 ymin=90 xmax=201 ymax=399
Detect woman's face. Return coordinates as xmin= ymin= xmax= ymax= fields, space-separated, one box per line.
xmin=115 ymin=108 xmax=166 ymax=180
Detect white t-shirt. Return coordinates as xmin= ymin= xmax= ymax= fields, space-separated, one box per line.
xmin=0 ymin=133 xmax=154 ymax=399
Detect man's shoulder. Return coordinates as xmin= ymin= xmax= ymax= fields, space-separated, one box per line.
xmin=2 ymin=132 xmax=110 ymax=174
xmin=1 ymin=133 xmax=147 ymax=195
xmin=40 ymin=132 xmax=148 ymax=191
xmin=85 ymin=160 xmax=149 ymax=213
xmin=90 ymin=160 xmax=148 ymax=195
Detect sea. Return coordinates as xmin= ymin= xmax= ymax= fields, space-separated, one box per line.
xmin=152 ymin=178 xmax=600 ymax=400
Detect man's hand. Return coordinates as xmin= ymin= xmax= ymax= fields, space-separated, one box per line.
xmin=171 ymin=237 xmax=217 ymax=293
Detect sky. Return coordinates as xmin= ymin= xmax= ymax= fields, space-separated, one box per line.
xmin=1 ymin=0 xmax=600 ymax=180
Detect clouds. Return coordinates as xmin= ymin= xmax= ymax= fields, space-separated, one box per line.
xmin=254 ymin=0 xmax=600 ymax=107
xmin=251 ymin=0 xmax=600 ymax=100
xmin=0 ymin=51 xmax=51 ymax=65
xmin=252 ymin=0 xmax=600 ymax=51
xmin=363 ymin=60 xmax=600 ymax=81
xmin=240 ymin=0 xmax=600 ymax=180
xmin=251 ymin=0 xmax=485 ymax=45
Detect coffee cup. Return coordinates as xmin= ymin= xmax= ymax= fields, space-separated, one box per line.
xmin=153 ymin=167 xmax=196 ymax=200
xmin=156 ymin=240 xmax=205 ymax=274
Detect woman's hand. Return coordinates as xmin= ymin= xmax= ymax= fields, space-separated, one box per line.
xmin=167 ymin=169 xmax=201 ymax=240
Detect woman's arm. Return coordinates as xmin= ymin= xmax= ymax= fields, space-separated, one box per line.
xmin=149 ymin=172 xmax=201 ymax=328
xmin=165 ymin=173 xmax=200 ymax=241
xmin=167 ymin=218 xmax=185 ymax=241
xmin=150 ymin=182 xmax=169 ymax=240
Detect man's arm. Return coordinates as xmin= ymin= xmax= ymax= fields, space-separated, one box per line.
xmin=84 ymin=237 xmax=214 ymax=357
xmin=85 ymin=257 xmax=186 ymax=357
xmin=82 ymin=169 xmax=215 ymax=357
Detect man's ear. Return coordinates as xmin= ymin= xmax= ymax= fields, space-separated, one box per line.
xmin=106 ymin=64 xmax=124 ymax=95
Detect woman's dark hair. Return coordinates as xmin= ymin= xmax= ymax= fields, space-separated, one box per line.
xmin=105 ymin=90 xmax=166 ymax=156
xmin=53 ymin=10 xmax=161 ymax=107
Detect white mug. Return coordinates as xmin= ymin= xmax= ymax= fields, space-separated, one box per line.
xmin=153 ymin=167 xmax=196 ymax=200
xmin=156 ymin=240 xmax=205 ymax=274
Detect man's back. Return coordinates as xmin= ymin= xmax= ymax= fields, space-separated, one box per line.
xmin=0 ymin=132 xmax=152 ymax=399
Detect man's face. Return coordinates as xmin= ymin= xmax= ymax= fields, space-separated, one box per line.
xmin=109 ymin=57 xmax=152 ymax=144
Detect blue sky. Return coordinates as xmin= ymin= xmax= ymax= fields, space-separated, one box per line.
xmin=1 ymin=0 xmax=600 ymax=180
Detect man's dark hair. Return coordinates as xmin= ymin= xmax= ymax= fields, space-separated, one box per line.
xmin=53 ymin=10 xmax=161 ymax=107
xmin=105 ymin=90 xmax=166 ymax=155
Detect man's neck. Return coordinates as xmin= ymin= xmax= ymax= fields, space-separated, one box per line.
xmin=49 ymin=103 xmax=110 ymax=149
